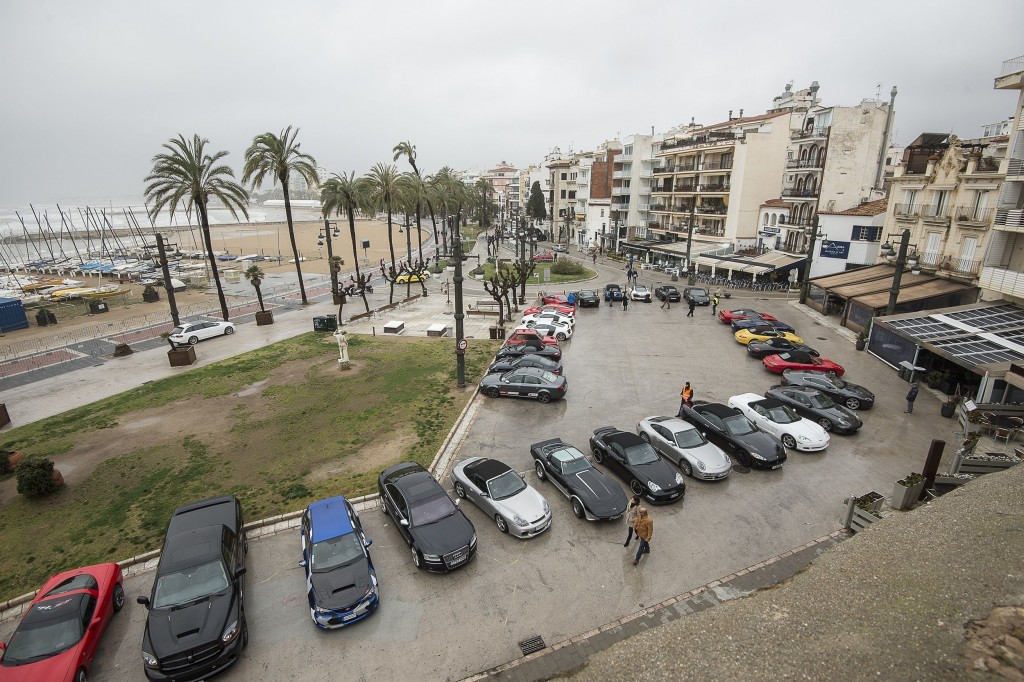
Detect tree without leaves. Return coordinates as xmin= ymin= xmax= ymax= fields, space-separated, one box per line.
xmin=527 ymin=180 xmax=546 ymax=222
xmin=144 ymin=134 xmax=249 ymax=321
xmin=509 ymin=260 xmax=536 ymax=309
xmin=320 ymin=172 xmax=370 ymax=312
xmin=244 ymin=264 xmax=266 ymax=311
xmin=242 ymin=126 xmax=319 ymax=305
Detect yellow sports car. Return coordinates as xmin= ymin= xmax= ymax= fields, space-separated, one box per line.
xmin=734 ymin=327 xmax=804 ymax=345
xmin=395 ymin=272 xmax=429 ymax=284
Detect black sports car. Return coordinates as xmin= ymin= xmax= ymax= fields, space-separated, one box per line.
xmin=655 ymin=285 xmax=681 ymax=302
xmin=731 ymin=318 xmax=797 ymax=333
xmin=530 ymin=438 xmax=628 ymax=520
xmin=780 ymin=369 xmax=875 ymax=410
xmin=683 ymin=287 xmax=711 ymax=305
xmin=487 ymin=354 xmax=563 ymax=375
xmin=575 ymin=289 xmax=601 ymax=307
xmin=679 ymin=401 xmax=787 ymax=470
xmin=765 ymin=385 xmax=862 ymax=434
xmin=604 ymin=283 xmax=624 ymax=301
xmin=746 ymin=338 xmax=820 ymax=359
xmin=480 ymin=366 xmax=567 ymax=403
xmin=588 ymin=427 xmax=685 ymax=504
xmin=493 ymin=342 xmax=562 ymax=362
xmin=378 ymin=462 xmax=476 ymax=572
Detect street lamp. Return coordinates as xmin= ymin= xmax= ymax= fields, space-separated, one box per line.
xmin=879 ymin=228 xmax=918 ymax=316
xmin=798 ymin=216 xmax=824 ymax=304
xmin=322 ymin=218 xmax=341 ymax=297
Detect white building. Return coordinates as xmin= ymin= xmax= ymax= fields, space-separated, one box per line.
xmin=812 ymin=197 xmax=888 ymax=278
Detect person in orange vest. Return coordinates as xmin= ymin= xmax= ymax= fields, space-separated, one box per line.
xmin=678 ymin=382 xmax=694 ymax=416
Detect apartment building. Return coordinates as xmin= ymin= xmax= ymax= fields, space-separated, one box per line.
xmin=811 ymin=197 xmax=888 ymax=278
xmin=609 ymin=135 xmax=659 ymax=252
xmin=980 ymin=55 xmax=1024 ymax=304
xmin=547 ymin=154 xmax=574 ymax=243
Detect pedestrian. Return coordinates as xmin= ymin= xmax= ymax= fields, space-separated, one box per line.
xmin=622 ymin=295 xmax=629 ymax=311
xmin=592 ymin=252 xmax=597 ymax=264
xmin=632 ymin=507 xmax=653 ymax=566
xmin=677 ymin=381 xmax=694 ymax=416
xmin=623 ymin=496 xmax=641 ymax=546
xmin=711 ymin=294 xmax=720 ymax=315
xmin=905 ymin=381 xmax=919 ymax=414
xmin=660 ymin=292 xmax=671 ymax=309
xmin=687 ymin=298 xmax=696 ymax=317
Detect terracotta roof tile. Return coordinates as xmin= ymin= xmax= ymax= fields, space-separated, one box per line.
xmin=818 ymin=197 xmax=889 ymax=216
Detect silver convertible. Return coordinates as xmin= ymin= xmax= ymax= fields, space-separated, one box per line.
xmin=451 ymin=457 xmax=552 ymax=538
xmin=636 ymin=415 xmax=732 ymax=481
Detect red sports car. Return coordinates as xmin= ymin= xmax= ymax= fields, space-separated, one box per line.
xmin=0 ymin=563 xmax=124 ymax=682
xmin=717 ymin=309 xmax=779 ymax=324
xmin=532 ymin=252 xmax=556 ymax=262
xmin=524 ymin=304 xmax=575 ymax=317
xmin=762 ymin=351 xmax=845 ymax=376
xmin=539 ymin=293 xmax=577 ymax=309
xmin=504 ymin=328 xmax=559 ymax=348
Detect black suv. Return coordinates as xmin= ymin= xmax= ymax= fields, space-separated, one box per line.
xmin=138 ymin=496 xmax=247 ymax=681
xmin=655 ymin=285 xmax=681 ymax=302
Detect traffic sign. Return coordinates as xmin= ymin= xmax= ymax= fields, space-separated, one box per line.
xmin=457 ymin=339 xmax=468 ymax=352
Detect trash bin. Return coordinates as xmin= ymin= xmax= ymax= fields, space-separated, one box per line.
xmin=35 ymin=310 xmax=49 ymax=327
xmin=88 ymin=301 xmax=109 ymax=314
xmin=46 ymin=310 xmax=57 ymax=324
xmin=313 ymin=315 xmax=338 ymax=332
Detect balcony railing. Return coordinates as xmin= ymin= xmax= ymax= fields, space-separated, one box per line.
xmin=917 ymin=251 xmax=981 ymax=276
xmin=676 ymin=163 xmax=698 ymax=172
xmin=954 ymin=206 xmax=994 ymax=226
xmin=650 ymin=185 xmax=671 ymax=193
xmin=785 ymin=216 xmax=814 ymax=227
xmin=702 ymin=184 xmax=731 ymax=192
xmin=676 ymin=184 xmax=697 ymax=192
xmin=696 ymin=205 xmax=728 ymax=215
xmin=995 ymin=208 xmax=1024 ymax=229
xmin=791 ymin=127 xmax=829 ymax=140
xmin=1000 ymin=55 xmax=1024 ymax=77
xmin=660 ymin=133 xmax=737 ymax=151
xmin=653 ymin=165 xmax=675 ymax=174
xmin=980 ymin=266 xmax=1024 ymax=297
xmin=782 ymin=189 xmax=819 ymax=199
xmin=920 ymin=205 xmax=951 ymax=223
xmin=1007 ymin=158 xmax=1024 ymax=177
xmin=787 ymin=159 xmax=825 ymax=169
xmin=702 ymin=160 xmax=733 ymax=171
xmin=893 ymin=203 xmax=920 ymax=218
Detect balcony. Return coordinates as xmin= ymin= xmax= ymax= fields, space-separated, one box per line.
xmin=917 ymin=251 xmax=981 ymax=277
xmin=1007 ymin=158 xmax=1024 ymax=178
xmin=995 ymin=208 xmax=1024 ymax=231
xmin=613 ymin=170 xmax=626 ymax=179
xmin=920 ymin=205 xmax=951 ymax=226
xmin=786 ymin=158 xmax=825 ymax=169
xmin=702 ymin=160 xmax=733 ymax=171
xmin=696 ymin=205 xmax=728 ymax=216
xmin=954 ymin=206 xmax=994 ymax=229
xmin=791 ymin=127 xmax=829 ymax=140
xmin=660 ymin=133 xmax=737 ymax=151
xmin=612 ymin=186 xmax=630 ymax=196
xmin=785 ymin=216 xmax=814 ymax=227
xmin=675 ymin=163 xmax=698 ymax=173
xmin=701 ymin=184 xmax=731 ymax=193
xmin=675 ymin=184 xmax=697 ymax=193
xmin=650 ymin=185 xmax=671 ymax=194
xmin=781 ymin=188 xmax=820 ymax=199
xmin=650 ymin=204 xmax=670 ymax=212
xmin=980 ymin=266 xmax=1024 ymax=298
xmin=617 ymin=153 xmax=633 ymax=163
xmin=893 ymin=203 xmax=920 ymax=220
xmin=653 ymin=165 xmax=676 ymax=174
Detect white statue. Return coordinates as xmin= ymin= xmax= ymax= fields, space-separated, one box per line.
xmin=334 ymin=330 xmax=351 ymax=369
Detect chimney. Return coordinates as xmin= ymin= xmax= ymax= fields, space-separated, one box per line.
xmin=739 ymin=109 xmax=744 ymax=118
xmin=728 ymin=110 xmax=733 ymax=121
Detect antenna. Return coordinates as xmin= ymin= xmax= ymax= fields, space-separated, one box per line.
xmin=876 ymin=82 xmax=882 ymax=100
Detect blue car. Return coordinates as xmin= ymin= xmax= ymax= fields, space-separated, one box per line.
xmin=604 ymin=283 xmax=624 ymax=301
xmin=300 ymin=496 xmax=379 ymax=629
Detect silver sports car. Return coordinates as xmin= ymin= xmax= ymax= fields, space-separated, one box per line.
xmin=451 ymin=457 xmax=552 ymax=538
xmin=636 ymin=415 xmax=732 ymax=480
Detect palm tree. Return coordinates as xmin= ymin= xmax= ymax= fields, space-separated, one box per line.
xmin=244 ymin=264 xmax=266 ymax=311
xmin=144 ymin=134 xmax=249 ymax=321
xmin=242 ymin=126 xmax=319 ymax=305
xmin=320 ymin=172 xmax=370 ymax=312
xmin=475 ymin=178 xmax=493 ymax=227
xmin=430 ymin=167 xmax=457 ymax=257
xmin=398 ymin=172 xmax=433 ymax=263
xmin=362 ymin=162 xmax=402 ymax=303
xmin=393 ymin=141 xmax=442 ymax=264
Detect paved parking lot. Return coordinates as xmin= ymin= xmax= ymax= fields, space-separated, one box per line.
xmin=0 ymin=283 xmax=959 ymax=681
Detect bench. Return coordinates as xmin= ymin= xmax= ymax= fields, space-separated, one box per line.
xmin=426 ymin=323 xmax=449 ymax=337
xmin=383 ymin=320 xmax=405 ymax=334
xmin=467 ymin=300 xmax=501 ymax=316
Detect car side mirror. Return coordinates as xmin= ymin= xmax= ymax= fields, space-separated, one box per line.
xmin=363 ymin=537 xmax=372 ymax=548
xmin=454 ymin=497 xmax=462 ymax=505
xmin=298 ymin=559 xmax=307 ymax=568
xmin=234 ymin=567 xmax=247 ymax=580
xmin=137 ymin=596 xmax=151 ymax=609
xmin=399 ymin=519 xmax=409 ymax=527
xmin=479 ymin=491 xmax=488 ymax=498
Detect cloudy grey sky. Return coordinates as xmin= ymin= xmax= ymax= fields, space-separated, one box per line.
xmin=2 ymin=0 xmax=1022 ymax=205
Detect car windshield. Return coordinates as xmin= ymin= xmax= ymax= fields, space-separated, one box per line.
xmin=765 ymin=405 xmax=800 ymax=424
xmin=807 ymin=393 xmax=835 ymax=409
xmin=552 ymin=447 xmax=592 ymax=475
xmin=171 ymin=326 xmax=185 ymax=335
xmin=487 ymin=470 xmax=527 ymax=500
xmin=410 ymin=493 xmax=457 ymax=526
xmin=673 ymin=429 xmax=707 ymax=448
xmin=623 ymin=443 xmax=660 ymax=465
xmin=310 ymin=531 xmax=364 ymax=572
xmin=539 ymin=370 xmax=558 ymax=383
xmin=820 ymin=374 xmax=846 ymax=388
xmin=690 ymin=288 xmax=708 ymax=296
xmin=722 ymin=415 xmax=756 ymax=436
xmin=152 ymin=560 xmax=230 ymax=609
xmin=3 ymin=595 xmax=87 ymax=664
xmin=580 ymin=290 xmax=595 ymax=297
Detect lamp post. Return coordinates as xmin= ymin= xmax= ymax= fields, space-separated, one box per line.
xmin=452 ymin=214 xmax=466 ymax=388
xmin=798 ymin=216 xmax=823 ymax=304
xmin=322 ymin=218 xmax=340 ymax=296
xmin=879 ymin=228 xmax=917 ymax=316
xmin=684 ymin=200 xmax=697 ymax=285
xmin=519 ymin=215 xmax=528 ymax=305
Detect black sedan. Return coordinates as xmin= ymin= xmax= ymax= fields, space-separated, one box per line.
xmin=746 ymin=338 xmax=820 ymax=359
xmin=494 ymin=342 xmax=562 ymax=362
xmin=765 ymin=385 xmax=863 ymax=434
xmin=604 ymin=283 xmax=624 ymax=301
xmin=680 ymin=401 xmax=787 ymax=469
xmin=655 ymin=285 xmax=681 ymax=302
xmin=683 ymin=287 xmax=711 ymax=305
xmin=575 ymin=289 xmax=601 ymax=307
xmin=588 ymin=427 xmax=685 ymax=504
xmin=488 ymin=354 xmax=563 ymax=375
xmin=480 ymin=366 xmax=567 ymax=403
xmin=731 ymin=318 xmax=797 ymax=333
xmin=378 ymin=462 xmax=476 ymax=572
xmin=780 ymin=369 xmax=875 ymax=410
xmin=530 ymin=438 xmax=628 ymax=520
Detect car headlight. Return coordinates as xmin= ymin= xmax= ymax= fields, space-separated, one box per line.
xmin=423 ymin=553 xmax=441 ymax=562
xmin=797 ymin=434 xmax=810 ymax=443
xmin=542 ymin=500 xmax=550 ymax=515
xmin=142 ymin=651 xmax=159 ymax=669
xmin=221 ymin=620 xmax=240 ymax=644
xmin=696 ymin=460 xmax=706 ymax=471
xmin=647 ymin=481 xmax=662 ymax=492
xmin=674 ymin=472 xmax=685 ymax=484
xmin=750 ymin=451 xmax=767 ymax=460
xmin=470 ymin=533 xmax=477 ymax=547
xmin=512 ymin=513 xmax=528 ymax=527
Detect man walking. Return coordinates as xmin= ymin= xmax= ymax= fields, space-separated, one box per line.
xmin=622 ymin=295 xmax=629 ymax=311
xmin=660 ymin=292 xmax=671 ymax=309
xmin=687 ymin=297 xmax=696 ymax=317
xmin=677 ymin=382 xmax=694 ymax=416
xmin=905 ymin=381 xmax=919 ymax=414
xmin=632 ymin=507 xmax=653 ymax=566
xmin=711 ymin=294 xmax=720 ymax=315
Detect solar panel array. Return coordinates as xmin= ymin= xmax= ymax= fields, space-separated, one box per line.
xmin=886 ymin=317 xmax=962 ymax=341
xmin=931 ymin=337 xmax=1024 ymax=366
xmin=944 ymin=304 xmax=1024 ymax=331
xmin=993 ymin=329 xmax=1024 ymax=347
xmin=884 ymin=304 xmax=1024 ymax=369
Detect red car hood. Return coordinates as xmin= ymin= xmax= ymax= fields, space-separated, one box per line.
xmin=0 ymin=646 xmax=78 ymax=682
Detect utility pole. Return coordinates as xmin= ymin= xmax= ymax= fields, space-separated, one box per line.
xmin=322 ymin=217 xmax=338 ymax=297
xmin=519 ymin=216 xmax=527 ymax=305
xmin=453 ymin=214 xmax=466 ymax=387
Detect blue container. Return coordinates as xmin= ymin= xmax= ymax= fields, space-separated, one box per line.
xmin=0 ymin=297 xmax=30 ymax=333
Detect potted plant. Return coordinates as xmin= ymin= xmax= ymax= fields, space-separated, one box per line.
xmin=245 ymin=264 xmax=274 ymax=325
xmin=940 ymin=389 xmax=962 ymax=418
xmin=924 ymin=370 xmax=944 ymax=390
xmin=855 ymin=331 xmax=867 ymax=351
xmin=891 ymin=473 xmax=925 ymax=510
xmin=142 ymin=284 xmax=160 ymax=302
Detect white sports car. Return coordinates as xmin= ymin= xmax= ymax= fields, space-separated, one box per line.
xmin=520 ymin=311 xmax=575 ymax=329
xmin=727 ymin=393 xmax=830 ymax=452
xmin=629 ymin=285 xmax=652 ymax=302
xmin=636 ymin=416 xmax=732 ymax=480
xmin=530 ymin=321 xmax=573 ymax=341
xmin=451 ymin=457 xmax=552 ymax=538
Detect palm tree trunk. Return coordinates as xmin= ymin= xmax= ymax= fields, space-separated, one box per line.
xmin=282 ymin=182 xmax=308 ymax=304
xmin=386 ymin=206 xmax=396 ymax=304
xmin=256 ymin=285 xmax=265 ymax=312
xmin=198 ymin=202 xmax=230 ymax=321
xmin=347 ymin=207 xmax=369 ymax=312
xmin=404 ymin=214 xmax=412 ymax=299
xmin=426 ymin=199 xmax=439 ymax=260
xmin=415 ymin=203 xmax=424 ymax=262
xmin=440 ymin=209 xmax=449 ymax=258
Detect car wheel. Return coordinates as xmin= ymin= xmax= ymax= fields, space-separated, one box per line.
xmin=735 ymin=449 xmax=753 ymax=467
xmin=571 ymin=498 xmax=585 ymax=519
xmin=844 ymin=397 xmax=862 ymax=410
xmin=782 ymin=434 xmax=797 ymax=449
xmin=486 ymin=387 xmax=501 ymax=398
xmin=112 ymin=583 xmax=125 ymax=612
xmin=454 ymin=481 xmax=467 ymax=499
xmin=224 ymin=326 xmax=235 ymax=335
xmin=537 ymin=391 xmax=551 ymax=404
xmin=188 ymin=335 xmax=199 ymax=345
xmin=243 ymin=535 xmax=248 ymax=555
xmin=630 ymin=480 xmax=645 ymax=496
xmin=817 ymin=418 xmax=833 ymax=431
xmin=495 ymin=515 xmax=509 ymax=534
xmin=592 ymin=446 xmax=604 ymax=463
xmin=76 ymin=670 xmax=87 ymax=682
xmin=556 ymin=333 xmax=566 ymax=341
xmin=535 ymin=461 xmax=546 ymax=480
xmin=679 ymin=458 xmax=693 ymax=477
xmin=379 ymin=496 xmax=388 ymax=515
xmin=412 ymin=548 xmax=422 ymax=569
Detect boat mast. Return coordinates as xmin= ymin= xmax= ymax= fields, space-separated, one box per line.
xmin=15 ymin=212 xmax=44 ymax=261
xmin=57 ymin=205 xmax=85 ymax=264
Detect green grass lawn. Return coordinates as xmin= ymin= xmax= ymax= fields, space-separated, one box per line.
xmin=0 ymin=333 xmax=498 ymax=603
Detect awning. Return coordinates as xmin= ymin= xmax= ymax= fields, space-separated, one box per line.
xmin=807 ymin=263 xmax=894 ymax=289
xmin=829 ymin=270 xmax=938 ymax=299
xmin=852 ymin=278 xmax=974 ymax=309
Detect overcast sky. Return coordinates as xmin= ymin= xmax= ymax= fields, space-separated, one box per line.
xmin=2 ymin=0 xmax=1022 ymax=205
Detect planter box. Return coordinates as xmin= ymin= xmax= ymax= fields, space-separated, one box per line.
xmin=891 ymin=480 xmax=925 ymax=510
xmin=3 ymin=450 xmax=24 ymax=473
xmin=167 ymin=345 xmax=196 ymax=367
xmin=142 ymin=290 xmax=160 ymax=302
xmin=955 ymin=455 xmax=1021 ymax=475
xmin=847 ymin=504 xmax=882 ymax=533
xmin=255 ymin=310 xmax=274 ymax=326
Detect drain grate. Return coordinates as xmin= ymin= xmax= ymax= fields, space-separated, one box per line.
xmin=519 ymin=635 xmax=546 ymax=655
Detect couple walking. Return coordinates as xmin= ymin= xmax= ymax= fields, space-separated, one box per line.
xmin=624 ymin=496 xmax=653 ymax=566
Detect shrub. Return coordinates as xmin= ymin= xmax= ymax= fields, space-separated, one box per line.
xmin=551 ymin=258 xmax=585 ymax=276
xmin=0 ymin=451 xmax=8 ymax=473
xmin=16 ymin=457 xmax=59 ymax=499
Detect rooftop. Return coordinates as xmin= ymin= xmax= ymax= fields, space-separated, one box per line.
xmin=819 ymin=197 xmax=889 ymax=216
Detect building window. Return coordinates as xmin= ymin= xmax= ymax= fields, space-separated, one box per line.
xmin=932 ymin=190 xmax=949 ymax=215
xmin=763 ymin=214 xmax=770 ymax=225
xmin=902 ymin=189 xmax=917 ymax=208
xmin=600 ymin=209 xmax=605 ymax=217
xmin=854 ymin=226 xmax=880 ymax=241
xmin=561 ymin=173 xmax=567 ymax=181
xmin=560 ymin=190 xmax=566 ymax=199
xmin=961 ymin=236 xmax=978 ymax=263
xmin=624 ymin=145 xmax=633 ymax=155
xmin=568 ymin=191 xmax=576 ymax=200
xmin=771 ymin=214 xmax=777 ymax=226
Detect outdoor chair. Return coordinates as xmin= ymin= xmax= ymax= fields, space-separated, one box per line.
xmin=993 ymin=426 xmax=1015 ymax=445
